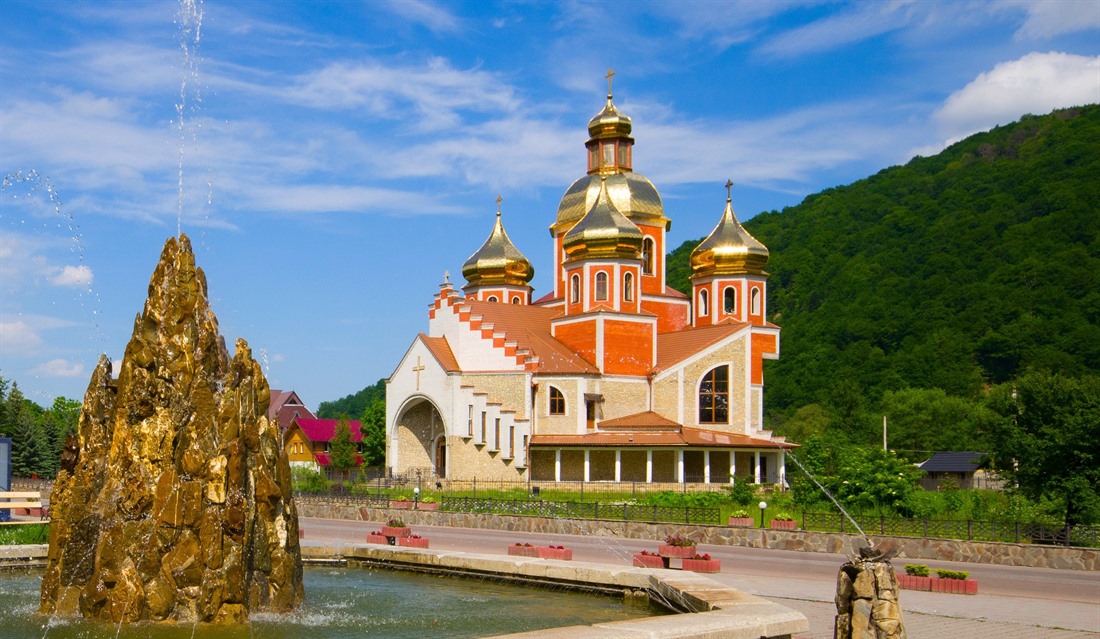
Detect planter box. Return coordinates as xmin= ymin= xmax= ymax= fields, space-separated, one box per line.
xmin=898 ymin=574 xmax=977 ymax=595
xmin=398 ymin=537 xmax=429 ymax=549
xmin=769 ymin=519 xmax=798 ymax=530
xmin=367 ymin=533 xmax=390 ymax=545
xmin=381 ymin=525 xmax=412 ymax=538
xmin=390 ymin=500 xmax=415 ymax=510
xmin=728 ymin=517 xmax=754 ymax=527
xmin=508 ymin=545 xmax=540 ymax=557
xmin=416 ymin=502 xmax=440 ymax=511
xmin=538 ymin=547 xmax=573 ymax=561
xmin=682 ymin=558 xmax=721 ymax=573
xmin=658 ymin=544 xmax=698 ymax=559
xmin=632 ymin=553 xmax=666 ymax=569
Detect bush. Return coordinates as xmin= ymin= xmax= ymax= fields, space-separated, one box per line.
xmin=935 ymin=569 xmax=970 ymax=580
xmin=291 ymin=466 xmax=329 ymax=493
xmin=725 ymin=481 xmax=757 ymax=506
xmin=903 ymin=564 xmax=930 ymax=577
xmin=663 ymin=534 xmax=696 ymax=547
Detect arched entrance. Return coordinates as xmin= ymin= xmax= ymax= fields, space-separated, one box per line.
xmin=392 ymin=397 xmax=446 ymax=478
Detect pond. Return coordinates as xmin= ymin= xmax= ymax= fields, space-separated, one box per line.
xmin=0 ymin=565 xmax=663 ymax=638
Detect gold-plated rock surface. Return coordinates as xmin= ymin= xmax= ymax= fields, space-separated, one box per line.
xmin=40 ymin=234 xmax=303 ymax=624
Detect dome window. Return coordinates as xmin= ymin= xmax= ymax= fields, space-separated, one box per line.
xmin=698 ymin=289 xmax=709 ymax=317
xmin=724 ymin=287 xmax=737 ymax=314
xmin=623 ymin=272 xmax=634 ymax=302
xmin=595 ymin=271 xmax=609 ymax=301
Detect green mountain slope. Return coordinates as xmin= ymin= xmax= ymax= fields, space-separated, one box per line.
xmin=669 ymin=105 xmax=1100 ymax=437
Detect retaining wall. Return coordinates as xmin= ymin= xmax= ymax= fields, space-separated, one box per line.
xmin=296 ymin=499 xmax=1098 ymax=571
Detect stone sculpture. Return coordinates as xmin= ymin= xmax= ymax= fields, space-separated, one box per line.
xmin=834 ymin=540 xmax=907 ymax=639
xmin=39 ymin=234 xmax=304 ymax=624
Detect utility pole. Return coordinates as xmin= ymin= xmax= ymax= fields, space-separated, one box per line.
xmin=883 ymin=415 xmax=888 ymax=451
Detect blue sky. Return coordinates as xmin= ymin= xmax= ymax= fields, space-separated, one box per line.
xmin=2 ymin=1 xmax=1098 ymax=411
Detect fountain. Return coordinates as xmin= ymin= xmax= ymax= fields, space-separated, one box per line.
xmin=38 ymin=233 xmax=304 ymax=623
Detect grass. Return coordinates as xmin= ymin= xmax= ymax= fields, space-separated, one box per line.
xmin=0 ymin=523 xmax=49 ymax=545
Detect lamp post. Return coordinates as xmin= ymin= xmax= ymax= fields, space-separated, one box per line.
xmin=758 ymin=500 xmax=767 ymax=528
xmin=414 ymin=486 xmax=420 ymax=510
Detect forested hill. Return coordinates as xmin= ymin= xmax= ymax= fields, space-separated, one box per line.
xmin=668 ymin=105 xmax=1100 ymax=442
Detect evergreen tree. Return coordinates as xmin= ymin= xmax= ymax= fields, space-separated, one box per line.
xmin=360 ymin=398 xmax=387 ymax=467
xmin=328 ymin=416 xmax=359 ymax=481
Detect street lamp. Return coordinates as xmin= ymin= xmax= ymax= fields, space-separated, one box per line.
xmin=758 ymin=500 xmax=767 ymax=528
xmin=414 ymin=487 xmax=421 ymax=509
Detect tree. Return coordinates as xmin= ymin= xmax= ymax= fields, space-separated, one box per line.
xmin=328 ymin=416 xmax=359 ymax=481
xmin=986 ymin=372 xmax=1100 ymax=526
xmin=360 ymin=398 xmax=387 ymax=467
xmin=787 ymin=435 xmax=922 ymax=516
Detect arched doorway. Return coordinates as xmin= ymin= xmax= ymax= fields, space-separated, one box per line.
xmin=392 ymin=397 xmax=446 ymax=478
xmin=434 ymin=436 xmax=447 ymax=479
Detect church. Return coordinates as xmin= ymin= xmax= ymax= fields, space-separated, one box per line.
xmin=386 ymin=76 xmax=793 ymax=487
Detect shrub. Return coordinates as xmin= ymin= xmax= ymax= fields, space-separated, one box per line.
xmin=725 ymin=481 xmax=757 ymax=506
xmin=935 ymin=569 xmax=970 ymax=580
xmin=291 ymin=466 xmax=329 ymax=493
xmin=663 ymin=534 xmax=696 ymax=547
xmin=730 ymin=508 xmax=750 ymax=518
xmin=692 ymin=553 xmax=712 ymax=560
xmin=773 ymin=512 xmax=794 ymax=521
xmin=903 ymin=564 xmax=930 ymax=577
xmin=386 ymin=518 xmax=406 ymax=527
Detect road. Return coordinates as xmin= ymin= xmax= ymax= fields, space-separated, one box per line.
xmin=301 ymin=516 xmax=1100 ymax=639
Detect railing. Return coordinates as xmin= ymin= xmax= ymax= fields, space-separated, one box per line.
xmin=440 ymin=496 xmax=721 ymax=525
xmin=801 ymin=511 xmax=1100 ymax=547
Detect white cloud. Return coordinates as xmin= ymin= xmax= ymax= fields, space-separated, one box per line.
xmin=51 ymin=265 xmax=94 ymax=287
xmin=382 ymin=0 xmax=462 ymax=33
xmin=31 ymin=358 xmax=86 ymax=378
xmin=756 ymin=1 xmax=917 ymax=58
xmin=1008 ymin=0 xmax=1100 ymax=39
xmin=0 ymin=321 xmax=44 ymax=355
xmin=934 ymin=52 xmax=1100 ymax=142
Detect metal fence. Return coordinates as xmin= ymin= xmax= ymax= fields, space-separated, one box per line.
xmin=801 ymin=511 xmax=1100 ymax=547
xmin=441 ymin=496 xmax=721 ymax=525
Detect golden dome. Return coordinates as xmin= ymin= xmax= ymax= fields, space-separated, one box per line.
xmin=690 ymin=183 xmax=769 ymax=278
xmin=462 ymin=201 xmax=534 ymax=288
xmin=563 ymin=177 xmax=643 ymax=262
xmin=587 ymin=94 xmax=632 ymax=141
xmin=552 ymin=172 xmax=667 ymax=235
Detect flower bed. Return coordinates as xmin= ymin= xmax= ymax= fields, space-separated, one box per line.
xmin=416 ymin=501 xmax=440 ymax=511
xmin=398 ymin=535 xmax=429 ymax=549
xmin=769 ymin=518 xmax=797 ymax=530
xmin=632 ymin=551 xmax=666 ymax=569
xmin=658 ymin=544 xmax=698 ymax=559
xmin=390 ymin=500 xmax=415 ymax=510
xmin=381 ymin=525 xmax=411 ymax=538
xmin=728 ymin=516 xmax=754 ymax=527
xmin=682 ymin=554 xmax=721 ymax=573
xmin=508 ymin=543 xmax=540 ymax=557
xmin=899 ymin=567 xmax=977 ymax=594
xmin=367 ymin=531 xmax=389 ymax=545
xmin=537 ymin=545 xmax=572 ymax=561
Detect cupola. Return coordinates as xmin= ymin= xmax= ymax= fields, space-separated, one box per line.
xmin=462 ymin=197 xmax=534 ymax=289
xmin=562 ymin=177 xmax=643 ymax=262
xmin=690 ymin=181 xmax=769 ymax=278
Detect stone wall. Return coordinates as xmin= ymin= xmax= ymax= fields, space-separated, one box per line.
xmin=296 ymin=498 xmax=1099 ymax=571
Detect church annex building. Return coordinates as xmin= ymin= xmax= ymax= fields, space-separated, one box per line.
xmin=386 ymin=78 xmax=794 ymax=487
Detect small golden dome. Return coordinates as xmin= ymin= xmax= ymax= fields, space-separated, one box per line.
xmin=690 ymin=182 xmax=769 ymax=278
xmin=462 ymin=200 xmax=534 ymax=287
xmin=587 ymin=67 xmax=633 ymax=141
xmin=552 ymin=172 xmax=667 ymax=235
xmin=563 ymin=177 xmax=643 ymax=262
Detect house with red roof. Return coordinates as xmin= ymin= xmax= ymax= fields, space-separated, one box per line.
xmin=284 ymin=416 xmax=364 ymax=478
xmin=387 ymin=77 xmax=793 ymax=486
xmin=269 ymin=389 xmax=316 ymax=434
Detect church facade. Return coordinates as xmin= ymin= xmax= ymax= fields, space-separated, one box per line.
xmin=386 ymin=79 xmax=793 ymax=486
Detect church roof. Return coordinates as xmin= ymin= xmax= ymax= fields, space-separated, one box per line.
xmin=690 ymin=186 xmax=769 ymax=278
xmin=462 ymin=299 xmax=600 ymax=374
xmin=461 ymin=205 xmax=534 ymax=288
xmin=656 ymin=322 xmax=749 ymax=370
xmin=562 ymin=177 xmax=644 ymax=261
xmin=530 ymin=424 xmax=793 ymax=449
xmin=420 ymin=335 xmax=460 ymax=372
xmin=597 ymin=411 xmax=682 ymax=430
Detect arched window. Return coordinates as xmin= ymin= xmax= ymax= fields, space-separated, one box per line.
xmin=595 ymin=271 xmax=609 ymax=301
xmin=511 ymin=296 xmax=521 ymax=304
xmin=699 ymin=365 xmax=729 ymax=423
xmin=623 ymin=272 xmax=634 ymax=302
xmin=751 ymin=287 xmax=761 ymax=315
xmin=698 ymin=289 xmax=709 ymax=317
xmin=487 ymin=295 xmax=498 ymax=303
xmin=549 ymin=387 xmax=565 ymax=415
xmin=642 ymin=238 xmax=655 ymax=275
xmin=570 ymin=274 xmax=580 ymax=304
xmin=723 ymin=287 xmax=737 ymax=314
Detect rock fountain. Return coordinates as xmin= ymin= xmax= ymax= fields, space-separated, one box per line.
xmin=39 ymin=233 xmax=304 ymax=624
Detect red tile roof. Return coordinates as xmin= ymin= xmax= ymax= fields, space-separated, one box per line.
xmin=598 ymin=411 xmax=681 ymax=430
xmin=656 ymin=322 xmax=748 ymax=371
xmin=421 ymin=334 xmax=460 ymax=372
xmin=530 ymin=424 xmax=793 ymax=449
xmin=461 ymin=299 xmax=599 ymax=374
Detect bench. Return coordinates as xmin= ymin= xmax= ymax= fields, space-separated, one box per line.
xmin=0 ymin=491 xmax=47 ymax=522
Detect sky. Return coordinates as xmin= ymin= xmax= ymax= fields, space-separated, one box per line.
xmin=2 ymin=1 xmax=1098 ymax=412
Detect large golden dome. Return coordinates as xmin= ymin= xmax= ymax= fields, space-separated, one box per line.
xmin=552 ymin=172 xmax=667 ymax=235
xmin=462 ymin=204 xmax=534 ymax=288
xmin=690 ymin=186 xmax=769 ymax=278
xmin=563 ymin=177 xmax=643 ymax=262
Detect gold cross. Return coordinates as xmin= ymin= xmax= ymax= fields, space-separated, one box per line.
xmin=496 ymin=194 xmax=502 ymax=215
xmin=412 ymin=356 xmax=426 ymax=390
xmin=725 ymin=179 xmax=734 ymax=200
xmin=605 ymin=67 xmax=615 ymax=97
